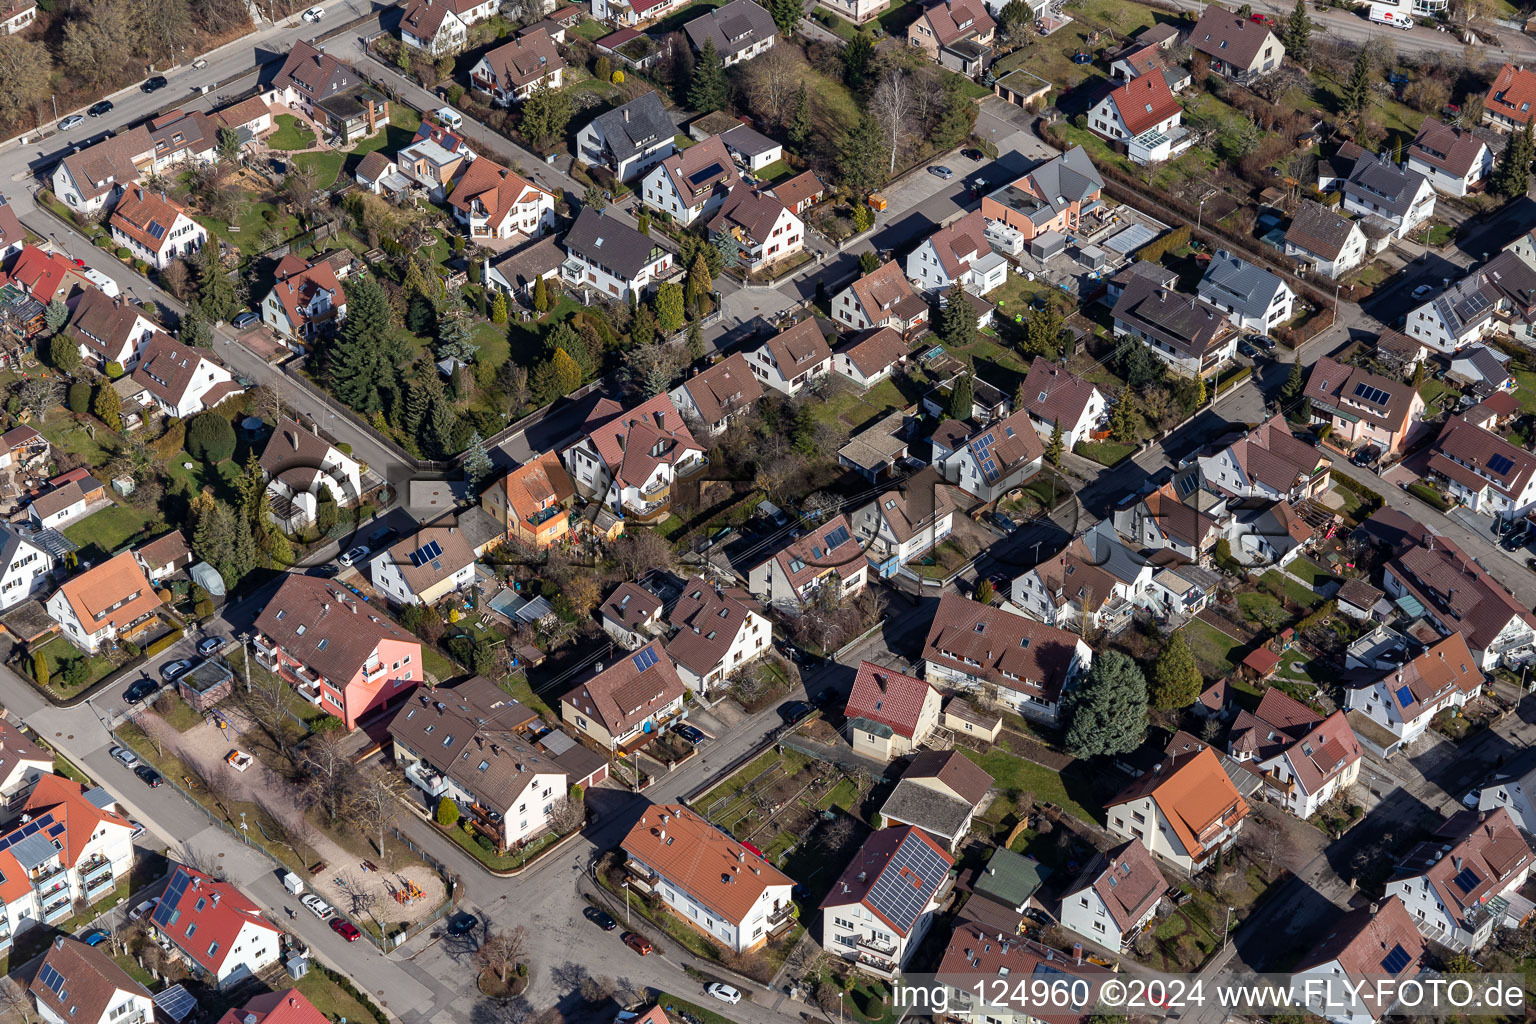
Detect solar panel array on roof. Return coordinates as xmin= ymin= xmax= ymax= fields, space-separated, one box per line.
xmin=153 ymin=984 xmax=198 ymax=1023
xmin=1381 ymin=943 xmax=1412 ymax=974
xmin=1031 ymin=963 xmax=1089 ymax=1009
xmin=1352 ymin=382 xmax=1390 ymax=406
xmin=1488 ymin=453 xmax=1516 ymax=475
xmin=1396 ymin=685 xmax=1415 ymax=707
xmin=824 ymin=525 xmax=851 ymax=549
xmin=409 ymin=539 xmax=444 ymax=567
xmin=146 ymin=220 xmax=167 ymax=240
xmin=38 ymin=964 xmax=65 ymax=999
xmin=632 ymin=647 xmax=659 ymax=671
xmin=866 ymin=832 xmax=949 ymax=934
xmin=0 ymin=812 xmax=55 ymax=855
xmin=687 ymin=163 xmax=727 ymax=189
xmin=1451 ymin=866 xmax=1480 ymax=894
xmin=153 ymin=869 xmax=193 ymax=928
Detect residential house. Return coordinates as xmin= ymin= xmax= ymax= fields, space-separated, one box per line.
xmin=125 ymin=333 xmax=241 ymax=419
xmin=934 ymin=925 xmax=1109 ymax=1024
xmin=641 ymin=137 xmax=741 ymax=226
xmin=1227 ymin=498 xmax=1314 ymax=571
xmin=1292 ymin=898 xmax=1425 ymax=1024
xmin=107 ymin=187 xmax=206 ymax=271
xmin=821 ymin=827 xmax=954 ymax=977
xmin=0 ymin=427 xmax=49 ymax=475
xmin=1087 ymin=72 xmax=1188 ymax=165
xmin=1339 ymin=151 xmax=1435 ymax=239
xmin=961 ymin=847 xmax=1048 ymax=931
xmin=664 ymin=577 xmax=771 ymax=694
xmin=852 ymin=468 xmax=955 ymax=577
xmin=1479 ymin=758 xmax=1536 ymax=834
xmin=561 ymin=640 xmax=686 ymax=750
xmin=135 ymin=530 xmax=192 ymax=584
xmin=1016 ymin=356 xmax=1106 ymax=448
xmin=5 ymin=246 xmax=92 ymax=305
xmin=1384 ymin=528 xmax=1536 ymax=669
xmin=65 ymin=290 xmax=159 ymax=370
xmin=1226 ymin=690 xmax=1362 ymax=818
xmin=937 ymin=409 xmax=1046 ymax=503
xmin=44 ymin=551 xmax=159 ymax=654
xmin=0 ymin=0 xmax=35 ymax=35
xmin=0 ymin=195 xmax=23 ymax=261
xmin=833 ymin=260 xmax=931 ymax=335
xmin=1194 ymin=414 xmax=1333 ymax=501
xmin=1196 ymin=249 xmax=1296 ymax=332
xmin=599 ymin=581 xmax=665 ymax=649
xmin=0 ymin=720 xmax=52 ymax=809
xmin=844 ymin=661 xmax=943 ymax=760
xmin=213 ymin=991 xmax=336 ymax=1024
xmin=1376 ymin=329 xmax=1432 ymax=375
xmin=354 ymin=152 xmax=404 ymax=194
xmin=28 ymin=477 xmax=99 ymax=530
xmin=212 ymin=96 xmax=275 ymax=148
xmin=707 ymin=187 xmax=802 ymax=270
xmin=1115 ymin=476 xmax=1227 ymax=567
xmin=259 ymin=417 xmax=363 ymax=528
xmin=980 ymin=146 xmax=1103 ymax=244
xmin=833 ymin=327 xmax=910 ymax=389
xmin=815 ymin=0 xmax=887 ymax=24
xmin=1104 ymin=747 xmax=1249 ymax=875
xmin=1406 ymin=117 xmax=1493 ymax=196
xmin=50 ymin=111 xmax=218 ymax=214
xmin=31 ymin=938 xmax=152 ymax=1024
xmin=1335 ymin=577 xmax=1387 ymax=622
xmin=400 ymin=0 xmax=501 ymax=56
xmin=576 ymin=91 xmax=677 ymax=183
xmin=1303 ymin=355 xmax=1425 ymax=455
xmin=560 ymin=207 xmax=676 ymax=301
xmin=1284 ymin=202 xmax=1369 ymax=279
xmin=1010 ymin=520 xmax=1152 ymax=634
xmin=921 ymin=593 xmax=1092 ymax=725
xmin=906 ymin=0 xmax=994 ymax=75
xmin=746 ymin=317 xmax=832 ymax=396
xmin=388 ymin=678 xmax=604 ymax=848
xmin=905 ymin=210 xmax=1009 ymax=297
xmin=1451 ymin=345 xmax=1517 ymax=392
xmin=0 ymin=523 xmax=52 ymax=612
xmin=150 ymin=866 xmax=282 ymax=989
xmin=670 ymin=353 xmax=765 ymax=435
xmin=1387 ymin=807 xmax=1533 ymax=951
xmin=1483 ymin=62 xmax=1536 ymax=132
xmin=837 ymin=411 xmax=910 ymax=483
xmin=448 ymin=157 xmax=555 ymax=241
xmin=481 ymin=451 xmax=575 ymax=550
xmin=1146 ymin=564 xmax=1218 ymax=625
xmin=1111 ymin=276 xmax=1237 ymax=378
xmin=683 ymin=0 xmax=776 ymax=65
xmin=1402 ymin=251 xmax=1536 ymax=352
xmin=747 ymin=514 xmax=868 ymax=612
xmin=2 ymin=776 xmax=137 ymax=937
xmin=590 ymin=0 xmax=692 ymax=28
xmin=620 ymin=804 xmax=795 ymax=952
xmin=1189 ymin=6 xmax=1284 ymax=80
xmin=560 ymin=393 xmax=705 ymax=522
xmin=1059 ymin=839 xmax=1165 ymax=952
xmin=369 ymin=524 xmax=477 ymax=607
xmin=252 ymin=575 xmax=423 ymax=729
xmin=943 ymin=699 xmax=1001 ymax=743
xmin=1344 ymin=632 xmax=1484 ymax=755
xmin=484 ymin=236 xmax=564 ymax=303
xmin=259 ymin=254 xmax=347 ymax=344
xmin=1428 ymin=412 xmax=1536 ymax=520
xmin=1107 ymin=37 xmax=1190 ymax=90
xmin=878 ymin=749 xmax=994 ymax=852
xmin=396 ymin=119 xmax=476 ymax=199
xmin=263 ymin=42 xmax=388 ymax=146
xmin=768 ymin=171 xmax=824 ymax=215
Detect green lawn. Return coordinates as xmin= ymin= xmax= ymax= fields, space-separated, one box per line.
xmin=1287 ymin=557 xmax=1335 ymax=587
xmin=1236 ymin=590 xmax=1288 ymax=628
xmin=958 ymin=747 xmax=1094 ymax=824
xmin=818 ymin=778 xmax=859 ymax=813
xmin=752 ymin=158 xmax=792 ymax=183
xmin=1183 ymin=619 xmax=1243 ymax=677
xmin=1512 ymin=372 xmax=1536 ymax=413
xmin=268 ymin=114 xmax=317 ymax=151
xmin=1073 ymin=439 xmax=1135 ymax=466
xmin=39 ymin=417 xmax=113 ymax=467
xmin=422 ymin=645 xmax=460 ymax=682
xmin=1262 ymin=570 xmax=1325 ymax=609
xmin=194 ymin=200 xmax=303 ymax=258
xmin=292 ymin=150 xmax=347 ymax=190
xmin=64 ymin=500 xmax=157 ymax=560
xmin=570 ymin=16 xmax=607 ymax=39
xmin=295 ymin=973 xmax=385 ymax=1024
xmin=811 ymin=376 xmax=908 ymax=432
xmin=32 ymin=635 xmax=118 ymax=696
xmin=164 ymin=454 xmax=243 ymax=506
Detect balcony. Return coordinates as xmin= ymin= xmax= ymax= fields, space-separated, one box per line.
xmin=81 ymin=858 xmax=113 ymax=886
xmin=857 ymin=935 xmax=898 ymax=958
xmin=43 ymin=898 xmax=71 ymax=924
xmin=86 ymin=873 xmax=116 ymax=900
xmin=676 ymin=456 xmax=708 ymax=479
xmin=362 ymin=661 xmax=386 ymax=680
xmin=404 ymin=761 xmax=449 ymax=797
xmin=31 ymin=863 xmax=67 ymax=892
xmin=295 ymin=680 xmax=323 ymax=705
xmin=253 ymin=637 xmax=280 ymax=667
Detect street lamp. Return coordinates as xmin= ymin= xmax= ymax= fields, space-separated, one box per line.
xmin=839 ymin=992 xmax=844 ymax=1024
xmin=1196 ymin=199 xmax=1206 ymax=234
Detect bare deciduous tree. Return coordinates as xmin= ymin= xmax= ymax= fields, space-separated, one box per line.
xmin=298 ymin=731 xmax=358 ymax=824
xmin=354 ymin=767 xmax=404 ymax=857
xmin=547 ymin=797 xmax=584 ymax=835
xmin=476 ymin=926 xmax=529 ymax=984
xmin=743 ymin=45 xmax=801 ymax=125
xmin=0 ymin=975 xmax=33 ymax=1024
xmin=871 ymin=68 xmax=915 ymax=174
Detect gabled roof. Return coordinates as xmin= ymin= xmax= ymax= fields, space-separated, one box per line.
xmin=131 ymin=333 xmax=226 ymax=411
xmin=31 ymin=938 xmax=149 ymax=1024
xmin=272 ymin=40 xmax=360 ymax=99
xmin=684 ymin=0 xmax=776 ymax=54
xmin=1408 ymin=117 xmax=1488 ymax=177
xmin=601 ymin=581 xmax=664 ymax=630
xmin=665 ymin=576 xmax=761 ymax=678
xmin=1454 ymin=345 xmax=1514 ymax=386
xmin=561 ymin=639 xmax=685 ymax=736
xmin=56 ymin=127 xmax=156 ymax=203
xmin=1198 ymin=249 xmax=1288 ymax=319
xmin=265 ymin=255 xmax=345 ymax=331
xmin=259 ymin=416 xmax=352 ymax=493
xmin=18 ymin=775 xmax=133 ymax=869
xmin=0 ymin=195 xmax=23 ymax=252
xmin=577 ymin=392 xmax=703 ymax=488
xmin=66 ymin=289 xmax=155 ymax=362
xmin=653 ymin=136 xmax=740 ymax=207
xmin=845 ymin=661 xmax=935 ymax=739
xmin=954 ymin=408 xmax=1046 ymax=485
xmin=449 ymin=157 xmax=551 ymax=228
xmin=915 ymin=0 xmax=994 ymax=46
xmin=10 ymin=245 xmax=79 ymax=304
xmin=904 ymin=749 xmax=994 ymax=805
xmin=755 ymin=513 xmax=865 ymax=591
xmin=769 ymin=170 xmax=823 ymax=209
xmin=820 ymin=826 xmax=954 ymax=936
xmin=935 ymin=923 xmax=1109 ymax=1024
xmin=151 ymin=864 xmax=281 ymax=977
xmin=214 ymin=990 xmax=331 ymax=1024
xmin=500 ymin=451 xmax=574 ymax=527
xmin=866 ymin=467 xmax=953 ymax=546
xmin=477 ymin=29 xmax=565 ymax=89
xmin=761 ymin=317 xmax=832 ymax=377
xmin=1346 ymin=629 xmax=1481 ymax=718
xmin=1103 ymin=71 xmax=1181 ymax=136
xmin=110 ymin=186 xmax=191 ymax=253
xmin=1285 ymin=201 xmax=1362 ymax=261
xmin=588 ymin=91 xmax=675 ymax=163
xmin=676 ymin=351 xmax=764 ymax=426
xmin=1343 ymin=151 xmax=1428 ymax=220
xmin=1065 ymin=839 xmax=1164 ymax=932
xmin=708 ymin=186 xmax=790 ymax=244
xmin=253 ymin=575 xmax=418 ymax=683
xmin=1486 ymin=62 xmax=1536 ymax=128
xmin=1304 ymin=355 xmax=1420 ymax=437
xmin=921 ymin=210 xmax=991 ymax=282
xmin=621 ymin=804 xmax=793 ymax=922
xmin=1205 ymin=413 xmax=1328 ymax=496
xmin=51 ymin=551 xmax=159 ymax=637
xmin=848 ymin=261 xmax=926 ymax=324
xmin=1019 ymin=356 xmax=1102 ymax=430
xmin=1228 ymin=690 xmax=1360 ymax=798
xmin=1430 ymin=412 xmax=1536 ymax=505
xmin=137 ymin=529 xmax=191 ymax=571
xmin=1111 ymin=275 xmax=1231 ymax=359
xmin=1295 ymin=898 xmax=1424 ymax=1021
xmin=922 ymin=593 xmax=1082 ymax=704
xmin=1106 ymin=747 xmax=1249 ymax=860
xmin=213 ymin=96 xmax=273 ymax=131
xmin=1190 ymin=5 xmax=1278 ymax=66
xmin=1393 ymin=807 xmax=1532 ymax=932
xmin=564 ymin=207 xmax=665 ymax=281
xmin=381 ymin=522 xmax=476 ymax=595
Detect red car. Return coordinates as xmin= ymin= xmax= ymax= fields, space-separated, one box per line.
xmin=69 ymin=258 xmax=85 ymax=268
xmin=329 ymin=919 xmax=360 ymax=942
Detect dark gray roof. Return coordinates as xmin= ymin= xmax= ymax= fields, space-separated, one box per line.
xmin=879 ymin=778 xmax=974 ymax=839
xmin=1343 ymin=151 xmax=1427 ymax=219
xmin=1081 ymin=519 xmax=1149 ymax=587
xmin=720 ymin=121 xmax=780 ymax=159
xmin=1456 ymin=345 xmax=1512 ymax=384
xmin=1197 ymin=249 xmax=1287 ymax=319
xmin=488 ymin=234 xmax=564 ymax=291
xmin=563 ymin=208 xmax=667 ymax=280
xmin=684 ymin=0 xmax=776 ymax=55
xmin=1285 ymin=201 xmax=1359 ymax=260
xmin=1111 ymin=274 xmax=1230 ymax=359
xmin=589 ymin=91 xmax=675 ymax=164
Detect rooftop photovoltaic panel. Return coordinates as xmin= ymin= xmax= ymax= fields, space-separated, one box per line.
xmin=1488 ymin=454 xmax=1516 ymax=476
xmin=865 ymin=832 xmax=949 ymax=934
xmin=0 ymin=812 xmax=54 ymax=853
xmin=38 ymin=964 xmax=64 ymax=998
xmin=1032 ymin=964 xmax=1088 ymax=1009
xmin=1395 ymin=685 xmax=1414 ymax=707
xmin=146 ymin=221 xmax=167 ymax=240
xmin=1451 ymin=866 xmax=1480 ymax=894
xmin=408 ymin=539 xmax=444 ymax=567
xmin=154 ymin=869 xmax=193 ymax=927
xmin=824 ymin=526 xmax=851 ymax=549
xmin=1352 ymin=382 xmax=1390 ymax=406
xmin=632 ymin=647 xmax=659 ymax=672
xmin=687 ymin=163 xmax=727 ymax=187
xmin=1381 ymin=943 xmax=1412 ymax=974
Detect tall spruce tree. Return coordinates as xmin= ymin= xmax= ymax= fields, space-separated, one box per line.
xmin=1342 ymin=45 xmax=1372 ymax=116
xmin=1150 ymin=630 xmax=1202 ymax=709
xmin=1046 ymin=419 xmax=1064 ymax=466
xmin=787 ymin=84 xmax=812 ymax=145
xmin=325 ymin=279 xmax=400 ymax=415
xmin=689 ymin=39 xmax=728 ymax=112
xmin=1283 ymin=0 xmax=1311 ymax=63
xmin=1494 ymin=119 xmax=1535 ymax=198
xmin=1063 ymin=650 xmax=1148 ymax=757
xmin=947 ymin=373 xmax=974 ymax=421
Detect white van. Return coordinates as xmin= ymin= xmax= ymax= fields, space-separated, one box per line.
xmin=436 ymin=107 xmax=463 ymax=129
xmin=1368 ymin=5 xmax=1414 ymax=28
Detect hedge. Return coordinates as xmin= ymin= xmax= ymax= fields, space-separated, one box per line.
xmin=1407 ymin=481 xmax=1451 ymax=512
xmin=144 ymin=632 xmax=181 ymax=658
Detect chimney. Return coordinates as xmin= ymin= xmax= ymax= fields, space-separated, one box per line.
xmin=624 ymin=108 xmax=631 ymax=122
xmin=1073 ymin=942 xmax=1083 ymax=964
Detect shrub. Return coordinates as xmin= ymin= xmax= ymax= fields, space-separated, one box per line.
xmin=186 ymin=411 xmax=236 ymax=463
xmin=115 ymin=247 xmax=131 ymax=260
xmin=336 ymin=442 xmax=352 ymax=456
xmin=611 ymin=69 xmax=624 ymax=83
xmin=104 ymin=361 xmax=124 ymax=379
xmin=194 ymin=598 xmax=215 ymax=619
xmin=436 ymin=796 xmax=460 ymax=827
xmin=445 ymin=84 xmax=465 ymax=104
xmin=67 ymin=382 xmax=91 ymax=414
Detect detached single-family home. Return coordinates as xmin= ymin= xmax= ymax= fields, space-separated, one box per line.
xmin=214 ymin=991 xmax=340 ymax=1024
xmin=576 ymin=91 xmax=677 ymax=183
xmin=259 ymin=417 xmax=363 ymax=528
xmin=484 ymin=236 xmax=564 ymax=303
xmin=1059 ymin=839 xmax=1165 ymax=952
xmin=621 ymin=804 xmax=796 ymax=951
xmin=600 ymin=580 xmax=666 ymax=649
xmin=151 ymin=865 xmax=283 ymax=989
xmin=470 ymin=29 xmax=565 ymax=105
xmin=135 ymin=530 xmax=192 ymax=584
xmin=1483 ymin=62 xmax=1536 ymax=132
xmin=400 ymin=0 xmax=500 ymax=55
xmin=481 ymin=451 xmax=575 ymax=550
xmin=747 ymin=514 xmax=868 ymax=612
xmin=641 ymin=137 xmax=741 ymax=226
xmin=1105 ymin=747 xmax=1249 ymax=875
xmin=1387 ymin=807 xmax=1533 ymax=951
xmin=922 ymin=593 xmax=1092 ymax=725
xmin=108 ymin=187 xmax=206 ymax=271
xmin=563 ymin=643 xmax=687 ymax=752
xmin=1227 ymin=689 xmax=1362 ymax=819
xmin=1112 ymin=276 xmax=1236 ymax=378
xmin=50 ymin=111 xmax=218 ymax=214
xmin=260 ymin=254 xmax=347 ymax=344
xmin=834 ymin=260 xmax=931 ymax=335
xmin=905 ymin=210 xmax=1009 ymax=297
xmin=664 ymin=576 xmax=771 ymax=694
xmin=1016 ymin=356 xmax=1105 ymax=449
xmin=906 ymin=0 xmax=995 ymax=75
xmin=561 ymin=207 xmax=676 ymax=301
xmin=590 ymin=0 xmax=692 ymax=27
xmin=843 ymin=661 xmax=943 ymax=760
xmin=1402 ymin=251 xmax=1536 ymax=352
xmin=1010 ymin=522 xmax=1152 ymax=635
xmin=981 ymin=146 xmax=1104 ymax=245
xmin=369 ymin=524 xmax=477 ymax=607
xmin=669 ymin=352 xmax=765 ymax=435
xmin=1292 ymin=898 xmax=1425 ymax=1024
xmin=746 ymin=317 xmax=832 ymax=396
xmin=937 ymin=409 xmax=1046 ymax=503
xmin=683 ymin=0 xmax=776 ymax=65
xmin=769 ymin=171 xmax=824 ymax=215
xmin=0 ymin=0 xmax=36 ymax=35
xmin=397 ymin=119 xmax=476 ymax=199
xmin=560 ymin=393 xmax=706 ymax=522
xmin=31 ymin=938 xmax=153 ymax=1024
xmin=1427 ymin=412 xmax=1536 ymax=520
xmin=820 ymin=827 xmax=954 ymax=976
xmin=1304 ymin=355 xmax=1425 ymax=454
xmin=1284 ymin=202 xmax=1368 ymax=280
xmin=1195 ymin=413 xmax=1332 ymax=502
xmin=212 ymin=96 xmax=274 ymax=148
xmin=252 ymin=575 xmax=423 ymax=729
xmin=45 ymin=551 xmax=160 ymax=653
xmin=878 ymin=749 xmax=993 ymax=851
xmin=1339 ymin=151 xmax=1435 ymax=239
xmin=1196 ymin=249 xmax=1295 ymax=332
xmin=1452 ymin=345 xmax=1517 ymax=392
xmin=263 ymin=42 xmax=389 ymax=146
xmin=934 ymin=923 xmax=1110 ymax=1023
xmin=707 ymin=187 xmax=802 ymax=270
xmin=354 ymin=152 xmax=405 ymax=194
xmin=448 ymin=157 xmax=555 ymax=242
xmin=1088 ymin=73 xmax=1188 ymax=165
xmin=0 ymin=719 xmax=53 ymax=810
xmin=833 ymin=327 xmax=910 ymax=389
xmin=65 ymin=290 xmax=159 ymax=370
xmin=122 ymin=334 xmax=241 ymax=419
xmin=852 ymin=468 xmax=954 ymax=577
xmin=1344 ymin=632 xmax=1483 ymax=756
xmin=1406 ymin=117 xmax=1493 ymax=196
xmin=1189 ymin=6 xmax=1284 ymax=81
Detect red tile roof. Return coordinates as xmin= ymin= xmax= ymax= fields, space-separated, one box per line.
xmin=1486 ymin=62 xmax=1536 ymax=127
xmin=820 ymin=826 xmax=953 ymax=935
xmin=1394 ymin=807 xmax=1532 ymax=932
xmin=215 ymin=990 xmax=332 ymax=1024
xmin=1068 ymin=839 xmax=1165 ymax=933
xmin=156 ymin=864 xmax=280 ymax=977
xmin=621 ymin=804 xmax=792 ymax=923
xmin=936 ymin=924 xmax=1110 ymax=1024
xmin=1296 ymin=897 xmax=1424 ymax=1020
xmin=448 ymin=156 xmax=552 ymax=230
xmin=109 ymin=186 xmax=193 ymax=254
xmin=579 ymin=393 xmax=703 ymax=489
xmin=845 ymin=661 xmax=935 ymax=739
xmin=51 ymin=551 xmax=160 ymax=640
xmin=675 ymin=352 xmax=764 ymax=426
xmin=1106 ymin=747 xmax=1249 ymax=861
xmin=1105 ymin=71 xmax=1181 ymax=136
xmin=21 ymin=775 xmax=134 ymax=868
xmin=903 ymin=749 xmax=993 ymax=805
xmin=267 ymin=255 xmax=345 ymax=332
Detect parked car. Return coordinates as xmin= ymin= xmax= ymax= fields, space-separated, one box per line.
xmin=198 ymin=636 xmax=226 ymax=656
xmin=1411 ymin=284 xmax=1434 ymax=299
xmin=232 ymin=311 xmax=260 ymax=329
xmin=585 ymin=907 xmax=617 ymax=931
xmin=88 ymin=101 xmax=113 ymax=117
xmin=1245 ymin=333 xmax=1275 ymax=351
xmin=707 ymin=984 xmax=742 ymax=1005
xmin=124 ymin=677 xmax=158 ymax=703
xmin=330 ymin=918 xmax=361 ymax=942
xmin=160 ymin=659 xmax=192 ymax=683
xmin=446 ymin=913 xmax=478 ymax=936
xmin=80 ymin=928 xmax=110 ymax=946
xmin=961 ymin=148 xmax=984 ymax=160
xmin=302 ymin=5 xmax=324 ymax=19
xmin=927 ymin=165 xmax=954 ymax=180
xmin=109 ymin=746 xmax=139 ymax=768
xmin=134 ymin=765 xmax=163 ymax=788
xmin=301 ymin=894 xmax=333 ymax=919
xmin=991 ymin=511 xmax=1018 ymax=533
xmin=128 ymin=819 xmax=146 ymax=840
xmin=339 ymin=546 xmax=369 ymax=567
xmin=58 ymin=114 xmax=84 ymax=131
xmin=674 ymin=724 xmax=706 ymax=745
xmin=621 ymin=932 xmax=654 ymax=956
xmin=779 ymin=701 xmax=814 ymax=726
xmin=1238 ymin=340 xmax=1259 ymax=359
xmin=1351 ymin=445 xmax=1382 ymax=469
xmin=1526 ymin=557 xmax=1536 ymax=572
xmin=306 ymin=563 xmax=340 ymax=578
xmin=127 ymin=898 xmax=157 ymax=921
xmin=141 ymin=75 xmax=167 ymax=93
xmin=192 ymin=57 xmax=208 ymax=69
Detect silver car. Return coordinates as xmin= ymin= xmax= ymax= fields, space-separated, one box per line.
xmin=109 ymin=746 xmax=139 ymax=768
